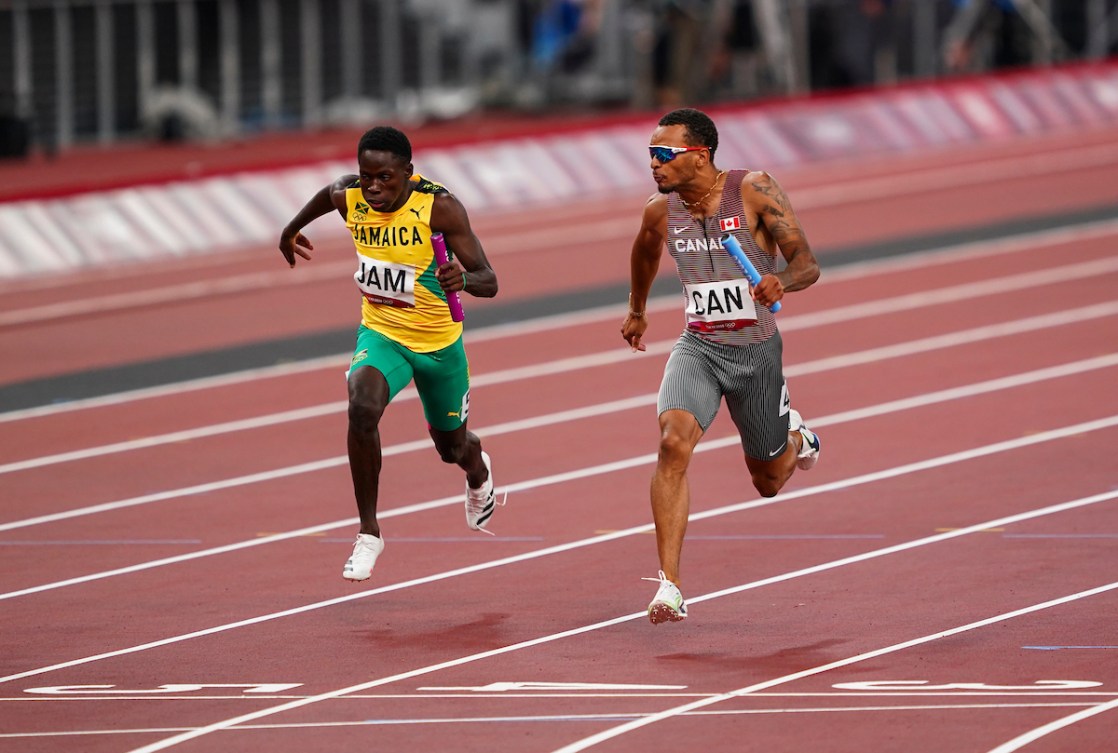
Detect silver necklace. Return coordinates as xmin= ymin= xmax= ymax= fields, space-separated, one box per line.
xmin=679 ymin=170 xmax=726 ymax=210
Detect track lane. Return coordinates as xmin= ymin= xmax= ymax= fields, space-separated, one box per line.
xmin=2 ymin=129 xmax=1116 ymax=753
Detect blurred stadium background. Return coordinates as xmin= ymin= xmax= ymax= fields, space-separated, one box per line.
xmin=1 ymin=0 xmax=1115 ymax=153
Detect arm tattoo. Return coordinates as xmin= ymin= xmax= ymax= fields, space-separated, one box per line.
xmin=751 ymin=179 xmax=792 ymax=212
xmin=752 ymin=177 xmax=798 ymax=244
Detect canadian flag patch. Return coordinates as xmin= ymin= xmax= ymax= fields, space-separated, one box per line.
xmin=719 ymin=216 xmax=741 ymax=232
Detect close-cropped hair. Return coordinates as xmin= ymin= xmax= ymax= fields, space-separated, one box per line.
xmin=658 ymin=108 xmax=718 ymax=159
xmin=357 ymin=126 xmax=412 ymax=162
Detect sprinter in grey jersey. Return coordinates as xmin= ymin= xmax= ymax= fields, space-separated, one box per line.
xmin=621 ymin=108 xmax=822 ymax=625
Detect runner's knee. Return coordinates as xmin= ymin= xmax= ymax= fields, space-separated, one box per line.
xmin=658 ymin=430 xmax=694 ymax=469
xmin=347 ymin=370 xmax=388 ymax=433
xmin=347 ymin=400 xmax=383 ymax=434
xmin=347 ymin=379 xmax=386 ymax=433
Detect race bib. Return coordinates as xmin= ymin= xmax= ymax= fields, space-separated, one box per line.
xmin=685 ymin=279 xmax=758 ymax=332
xmin=354 ymin=253 xmax=416 ymax=308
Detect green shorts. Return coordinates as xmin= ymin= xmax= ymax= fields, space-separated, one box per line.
xmin=348 ymin=326 xmax=471 ymax=432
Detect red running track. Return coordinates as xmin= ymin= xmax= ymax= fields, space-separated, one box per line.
xmin=0 ymin=127 xmax=1117 ymax=753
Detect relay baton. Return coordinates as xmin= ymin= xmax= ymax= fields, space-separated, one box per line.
xmin=720 ymin=233 xmax=781 ymax=313
xmin=430 ymin=232 xmax=465 ymax=322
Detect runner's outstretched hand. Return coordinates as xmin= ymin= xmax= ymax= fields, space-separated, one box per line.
xmin=279 ymin=231 xmax=314 ymax=267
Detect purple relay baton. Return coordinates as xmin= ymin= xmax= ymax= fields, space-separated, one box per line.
xmin=430 ymin=232 xmax=465 ymax=323
xmin=720 ymin=233 xmax=781 ymax=313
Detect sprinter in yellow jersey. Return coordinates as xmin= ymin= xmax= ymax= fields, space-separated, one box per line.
xmin=278 ymin=126 xmax=499 ymax=582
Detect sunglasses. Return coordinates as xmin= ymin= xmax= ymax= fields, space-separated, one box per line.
xmin=649 ymin=144 xmax=708 ymax=162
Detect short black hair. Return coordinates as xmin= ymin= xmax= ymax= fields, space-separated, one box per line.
xmin=658 ymin=108 xmax=718 ymax=159
xmin=357 ymin=126 xmax=412 ymax=163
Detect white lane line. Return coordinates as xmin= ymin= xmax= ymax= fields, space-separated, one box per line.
xmin=984 ymin=697 xmax=1118 ymax=752
xmin=783 ymin=303 xmax=1118 ymax=377
xmin=0 ymin=703 xmax=1104 ymax=740
xmin=787 ymin=254 xmax=1118 ymax=330
xmin=0 ymin=262 xmax=352 ymax=327
xmin=820 ymin=217 xmax=1118 ymax=282
xmin=791 ymin=140 xmax=1118 ymax=209
xmin=2 ymin=294 xmax=1115 ymax=530
xmin=0 ymin=354 xmax=350 ymax=425
xmin=4 ymin=215 xmax=1118 ymax=426
xmin=0 ymin=402 xmax=347 ymax=474
xmin=4 ymin=690 xmax=1116 ymax=702
xmin=124 ymin=483 xmax=1118 ymax=752
xmin=5 ymin=250 xmax=1118 ymax=473
xmin=3 ymin=415 xmax=1116 ymax=689
xmin=552 ymin=581 xmax=1118 ymax=753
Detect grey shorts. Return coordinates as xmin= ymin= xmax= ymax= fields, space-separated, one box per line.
xmin=658 ymin=329 xmax=791 ymax=460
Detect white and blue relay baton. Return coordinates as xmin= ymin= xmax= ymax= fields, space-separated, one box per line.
xmin=720 ymin=233 xmax=781 ymax=313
